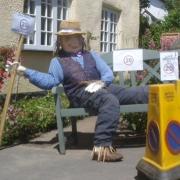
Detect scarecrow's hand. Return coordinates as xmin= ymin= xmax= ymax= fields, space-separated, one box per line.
xmin=85 ymin=81 xmax=105 ymax=93
xmin=5 ymin=61 xmax=26 ymax=76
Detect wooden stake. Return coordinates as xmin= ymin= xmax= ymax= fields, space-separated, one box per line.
xmin=0 ymin=35 xmax=24 ymax=145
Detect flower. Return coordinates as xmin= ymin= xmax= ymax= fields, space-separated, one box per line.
xmin=0 ymin=48 xmax=15 ymax=92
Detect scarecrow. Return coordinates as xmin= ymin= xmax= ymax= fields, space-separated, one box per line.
xmin=7 ymin=20 xmax=149 ymax=162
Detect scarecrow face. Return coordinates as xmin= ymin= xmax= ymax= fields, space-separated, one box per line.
xmin=60 ymin=34 xmax=83 ymax=53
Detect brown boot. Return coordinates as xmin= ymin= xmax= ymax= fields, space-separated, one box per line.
xmin=91 ymin=146 xmax=123 ymax=162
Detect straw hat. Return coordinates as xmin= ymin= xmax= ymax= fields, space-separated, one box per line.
xmin=56 ymin=20 xmax=86 ymax=36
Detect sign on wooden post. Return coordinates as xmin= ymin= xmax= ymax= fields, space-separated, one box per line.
xmin=0 ymin=13 xmax=35 ymax=145
xmin=11 ymin=12 xmax=35 ymax=36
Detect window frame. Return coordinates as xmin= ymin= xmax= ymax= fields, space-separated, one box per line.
xmin=23 ymin=0 xmax=70 ymax=51
xmin=100 ymin=7 xmax=119 ymax=52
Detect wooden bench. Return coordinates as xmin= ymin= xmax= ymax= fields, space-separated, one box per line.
xmin=52 ymin=48 xmax=180 ymax=154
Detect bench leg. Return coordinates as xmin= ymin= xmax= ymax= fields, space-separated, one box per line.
xmin=71 ymin=117 xmax=78 ymax=145
xmin=56 ymin=114 xmax=66 ymax=154
xmin=55 ymin=95 xmax=66 ymax=154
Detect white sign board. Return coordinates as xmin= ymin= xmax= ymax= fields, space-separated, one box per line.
xmin=113 ymin=49 xmax=143 ymax=72
xmin=11 ymin=13 xmax=35 ymax=36
xmin=160 ymin=51 xmax=179 ymax=81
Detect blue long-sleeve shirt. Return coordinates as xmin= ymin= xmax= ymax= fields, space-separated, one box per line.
xmin=25 ymin=51 xmax=114 ymax=90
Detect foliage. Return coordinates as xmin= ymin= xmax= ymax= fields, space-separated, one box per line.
xmin=139 ymin=16 xmax=152 ymax=49
xmin=0 ymin=48 xmax=16 ymax=91
xmin=121 ymin=112 xmax=147 ymax=133
xmin=1 ymin=92 xmax=69 ymax=145
xmin=139 ymin=15 xmax=150 ymax=36
xmin=164 ymin=0 xmax=180 ymax=11
xmin=162 ymin=10 xmax=180 ymax=30
xmin=139 ymin=6 xmax=180 ymax=49
xmin=0 ymin=60 xmax=6 ymax=90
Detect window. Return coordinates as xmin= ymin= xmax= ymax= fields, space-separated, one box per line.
xmin=23 ymin=0 xmax=70 ymax=51
xmin=100 ymin=8 xmax=119 ymax=52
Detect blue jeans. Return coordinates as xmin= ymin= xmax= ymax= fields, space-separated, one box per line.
xmin=72 ymin=84 xmax=149 ymax=146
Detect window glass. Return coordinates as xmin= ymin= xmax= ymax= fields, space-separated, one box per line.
xmin=30 ymin=0 xmax=35 ymax=14
xmin=100 ymin=8 xmax=119 ymax=52
xmin=24 ymin=0 xmax=69 ymax=50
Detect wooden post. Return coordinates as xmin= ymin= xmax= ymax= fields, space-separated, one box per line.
xmin=0 ymin=35 xmax=24 ymax=145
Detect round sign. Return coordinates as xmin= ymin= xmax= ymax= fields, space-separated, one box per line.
xmin=166 ymin=121 xmax=180 ymax=154
xmin=148 ymin=121 xmax=159 ymax=153
xmin=20 ymin=19 xmax=29 ymax=31
xmin=123 ymin=55 xmax=134 ymax=65
xmin=163 ymin=63 xmax=174 ymax=74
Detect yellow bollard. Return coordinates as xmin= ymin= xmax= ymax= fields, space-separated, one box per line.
xmin=136 ymin=81 xmax=180 ymax=180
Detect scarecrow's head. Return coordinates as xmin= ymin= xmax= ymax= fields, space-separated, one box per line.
xmin=56 ymin=20 xmax=86 ymax=54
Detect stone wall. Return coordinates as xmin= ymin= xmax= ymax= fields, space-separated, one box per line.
xmin=73 ymin=0 xmax=140 ymax=50
xmin=0 ymin=0 xmax=24 ymax=47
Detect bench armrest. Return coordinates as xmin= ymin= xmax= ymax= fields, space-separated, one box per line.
xmin=52 ymin=85 xmax=64 ymax=94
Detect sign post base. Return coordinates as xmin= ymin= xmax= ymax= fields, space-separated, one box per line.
xmin=136 ymin=159 xmax=180 ymax=180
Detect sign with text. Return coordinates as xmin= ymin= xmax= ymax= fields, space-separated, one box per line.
xmin=113 ymin=49 xmax=143 ymax=71
xmin=11 ymin=12 xmax=35 ymax=36
xmin=160 ymin=51 xmax=179 ymax=81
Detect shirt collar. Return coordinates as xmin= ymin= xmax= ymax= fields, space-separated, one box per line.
xmin=59 ymin=49 xmax=83 ymax=58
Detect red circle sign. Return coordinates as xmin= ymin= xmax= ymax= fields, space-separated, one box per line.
xmin=163 ymin=63 xmax=174 ymax=74
xmin=148 ymin=121 xmax=159 ymax=153
xmin=166 ymin=121 xmax=180 ymax=154
xmin=123 ymin=55 xmax=134 ymax=65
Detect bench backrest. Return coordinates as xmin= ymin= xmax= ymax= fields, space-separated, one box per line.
xmin=101 ymin=49 xmax=166 ymax=87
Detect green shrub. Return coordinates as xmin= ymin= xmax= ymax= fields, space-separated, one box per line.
xmin=140 ymin=9 xmax=180 ymax=49
xmin=121 ymin=112 xmax=147 ymax=133
xmin=1 ymin=92 xmax=70 ymax=145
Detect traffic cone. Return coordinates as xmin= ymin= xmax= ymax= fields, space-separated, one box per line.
xmin=136 ymin=81 xmax=180 ymax=180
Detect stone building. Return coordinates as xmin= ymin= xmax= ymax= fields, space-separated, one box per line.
xmin=0 ymin=0 xmax=140 ymax=93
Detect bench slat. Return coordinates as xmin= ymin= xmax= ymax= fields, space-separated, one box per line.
xmin=60 ymin=104 xmax=148 ymax=118
xmin=61 ymin=108 xmax=89 ymax=117
xmin=120 ymin=104 xmax=148 ymax=112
